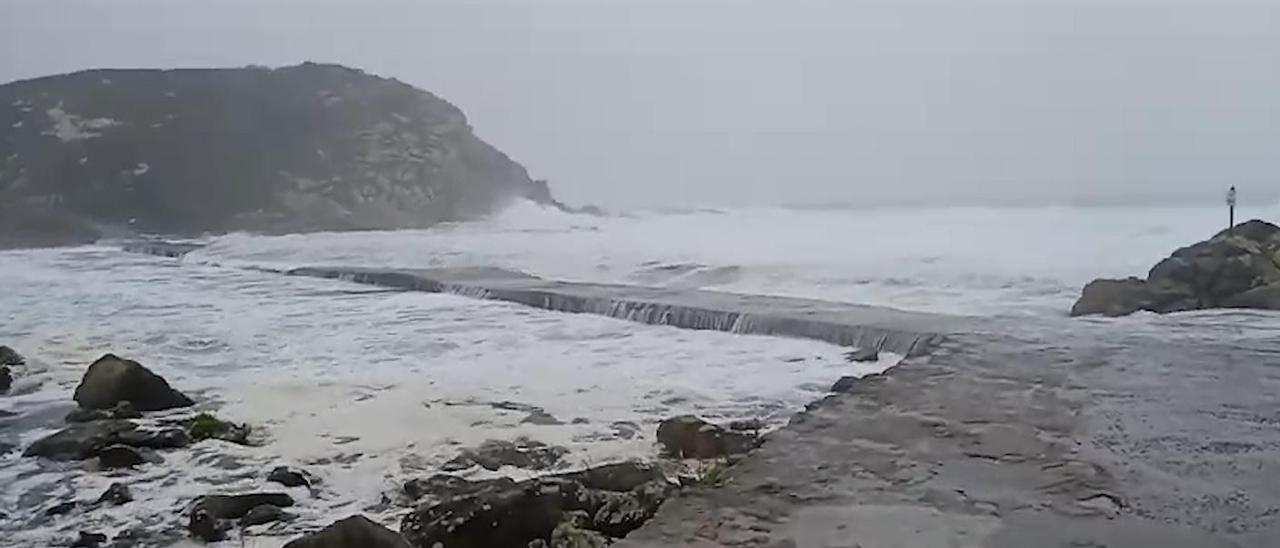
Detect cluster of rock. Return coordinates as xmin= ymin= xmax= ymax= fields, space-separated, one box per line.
xmin=8 ymin=343 xmax=777 ymax=547
xmin=275 ymin=415 xmax=760 ymax=548
xmin=7 ymin=349 xmax=279 ymax=546
xmin=1073 ymin=220 xmax=1280 ymax=317
xmin=398 ymin=461 xmax=673 ymax=548
xmin=23 ymin=354 xmax=204 ymax=469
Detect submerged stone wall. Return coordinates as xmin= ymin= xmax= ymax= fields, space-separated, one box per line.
xmin=120 ymin=243 xmax=962 ymax=356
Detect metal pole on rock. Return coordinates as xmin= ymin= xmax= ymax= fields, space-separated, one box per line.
xmin=1227 ymin=186 xmax=1237 ymax=235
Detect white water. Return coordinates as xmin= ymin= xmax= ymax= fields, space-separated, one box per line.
xmin=194 ymin=201 xmax=1280 ymax=317
xmin=1 ymin=201 xmax=1276 ymax=546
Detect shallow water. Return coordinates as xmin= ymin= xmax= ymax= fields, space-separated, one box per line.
xmin=2 ymin=201 xmax=1277 ymax=546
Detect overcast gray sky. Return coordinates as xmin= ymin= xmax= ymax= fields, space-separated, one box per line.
xmin=3 ymin=0 xmax=1277 ymax=208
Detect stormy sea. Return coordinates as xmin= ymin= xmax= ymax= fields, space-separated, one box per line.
xmin=3 ymin=201 xmax=1279 ymax=547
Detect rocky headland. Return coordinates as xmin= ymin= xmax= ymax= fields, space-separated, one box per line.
xmin=0 ymin=63 xmax=561 ymax=249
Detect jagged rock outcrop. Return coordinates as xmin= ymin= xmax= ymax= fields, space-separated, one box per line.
xmin=655 ymin=415 xmax=759 ymax=459
xmin=1072 ymin=220 xmax=1280 ymax=317
xmin=73 ymin=354 xmax=193 ymax=411
xmin=400 ymin=461 xmax=672 ymax=548
xmin=0 ymin=63 xmax=555 ymax=248
xmin=23 ymin=419 xmax=190 ymax=460
xmin=283 ymin=515 xmax=411 ymax=548
xmin=187 ymin=493 xmax=294 ymax=541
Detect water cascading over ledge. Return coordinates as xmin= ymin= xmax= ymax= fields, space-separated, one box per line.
xmin=116 ymin=243 xmax=964 ymax=355
xmin=284 ymin=266 xmax=964 ymax=356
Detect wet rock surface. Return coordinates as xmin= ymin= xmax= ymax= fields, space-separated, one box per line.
xmin=96 ymin=483 xmax=132 ymax=506
xmin=655 ymin=415 xmax=759 ymax=459
xmin=24 ymin=419 xmax=193 ymax=461
xmin=192 ymin=493 xmax=294 ymax=520
xmin=23 ymin=420 xmax=138 ymax=460
xmin=400 ymin=461 xmax=672 ymax=548
xmin=268 ymin=465 xmax=312 ymax=488
xmin=73 ymin=354 xmax=193 ymax=411
xmin=1073 ymin=219 xmax=1280 ymax=316
xmin=0 ymin=345 xmax=24 ymax=366
xmin=616 ymin=322 xmax=1280 ymax=548
xmin=442 ymin=437 xmax=569 ymax=471
xmin=96 ymin=444 xmax=155 ymax=469
xmin=283 ymin=515 xmax=412 ymax=548
xmin=69 ymin=531 xmax=107 ymax=547
xmin=240 ymin=504 xmax=291 ymax=526
xmin=188 ymin=493 xmax=295 ymax=541
xmin=0 ymin=365 xmax=10 ymax=393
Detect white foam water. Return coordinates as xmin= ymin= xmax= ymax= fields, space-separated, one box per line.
xmin=192 ymin=200 xmax=1280 ymax=317
xmin=0 ymin=245 xmax=891 ymax=547
xmin=3 ymin=200 xmax=1278 ymax=546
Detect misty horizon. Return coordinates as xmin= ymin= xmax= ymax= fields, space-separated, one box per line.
xmin=4 ymin=0 xmax=1277 ymax=210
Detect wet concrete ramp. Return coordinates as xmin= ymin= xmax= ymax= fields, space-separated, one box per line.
xmin=616 ymin=321 xmax=1280 ymax=548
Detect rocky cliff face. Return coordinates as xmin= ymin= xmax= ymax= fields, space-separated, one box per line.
xmin=0 ymin=63 xmax=551 ymax=248
xmin=1072 ymin=220 xmax=1280 ymax=316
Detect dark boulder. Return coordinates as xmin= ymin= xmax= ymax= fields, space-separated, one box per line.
xmin=400 ymin=461 xmax=672 ymax=548
xmin=655 ymin=415 xmax=759 ymax=459
xmin=1071 ymin=277 xmax=1199 ymax=317
xmin=70 ymin=531 xmax=108 ymax=548
xmin=24 ymin=420 xmax=137 ymax=460
xmin=188 ymin=493 xmax=294 ymax=541
xmin=187 ymin=507 xmax=231 ymax=543
xmin=0 ymin=345 xmax=23 ymax=366
xmin=240 ymin=504 xmax=291 ymax=527
xmin=0 ymin=366 xmax=10 ymax=393
xmin=192 ymin=493 xmax=294 ymax=520
xmin=73 ymin=354 xmax=193 ymax=411
xmin=441 ymin=437 xmax=569 ymax=472
xmin=97 ymin=444 xmax=156 ymax=469
xmin=400 ymin=477 xmax=566 ymax=548
xmin=96 ymin=483 xmax=133 ymax=506
xmin=267 ymin=466 xmax=312 ymax=488
xmin=1073 ymin=220 xmax=1280 ymax=316
xmin=282 ymin=515 xmax=412 ymax=548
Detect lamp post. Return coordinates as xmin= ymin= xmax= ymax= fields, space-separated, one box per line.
xmin=1227 ymin=185 xmax=1237 ymax=234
